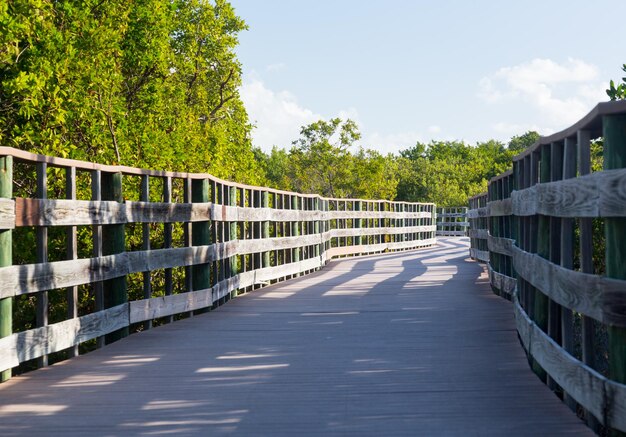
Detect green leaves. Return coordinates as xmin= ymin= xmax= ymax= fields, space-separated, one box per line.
xmin=257 ymin=118 xmax=397 ymax=200
xmin=395 ymin=139 xmax=513 ymax=206
xmin=606 ymin=64 xmax=626 ymax=100
xmin=0 ymin=0 xmax=261 ymax=183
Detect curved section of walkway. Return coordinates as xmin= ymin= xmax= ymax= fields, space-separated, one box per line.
xmin=0 ymin=238 xmax=591 ymax=436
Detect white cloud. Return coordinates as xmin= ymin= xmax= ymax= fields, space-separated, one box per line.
xmin=337 ymin=107 xmax=361 ymax=125
xmin=265 ymin=62 xmax=286 ymax=73
xmin=491 ymin=122 xmax=546 ymax=138
xmin=240 ymin=77 xmax=369 ymax=152
xmin=240 ymin=76 xmax=321 ymax=150
xmin=241 ymin=77 xmax=453 ymax=155
xmin=362 ymin=131 xmax=426 ymax=154
xmin=478 ymin=58 xmax=608 ymax=130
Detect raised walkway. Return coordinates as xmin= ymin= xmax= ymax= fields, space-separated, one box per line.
xmin=0 ymin=238 xmax=591 ymax=436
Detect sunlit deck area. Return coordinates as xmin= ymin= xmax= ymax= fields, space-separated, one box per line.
xmin=0 ymin=238 xmax=590 ymax=436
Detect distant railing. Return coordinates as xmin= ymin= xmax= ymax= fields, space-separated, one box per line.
xmin=468 ymin=100 xmax=626 ymax=433
xmin=0 ymin=147 xmax=436 ymax=381
xmin=467 ymin=195 xmax=488 ymax=263
xmin=435 ymin=207 xmax=468 ymax=236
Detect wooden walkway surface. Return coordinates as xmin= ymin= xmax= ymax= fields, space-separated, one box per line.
xmin=0 ymin=238 xmax=592 ymax=436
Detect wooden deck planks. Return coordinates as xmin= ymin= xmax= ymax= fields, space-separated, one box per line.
xmin=0 ymin=238 xmax=592 ymax=436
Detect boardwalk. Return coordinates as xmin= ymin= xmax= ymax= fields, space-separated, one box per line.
xmin=0 ymin=238 xmax=591 ymax=436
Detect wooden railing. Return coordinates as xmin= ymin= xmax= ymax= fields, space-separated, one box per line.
xmin=468 ymin=194 xmax=488 ymax=263
xmin=0 ymin=147 xmax=436 ymax=381
xmin=468 ymin=100 xmax=626 ymax=433
xmin=435 ymin=207 xmax=469 ymax=236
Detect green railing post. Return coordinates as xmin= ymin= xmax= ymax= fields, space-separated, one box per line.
xmin=229 ymin=186 xmax=239 ymax=297
xmin=262 ymin=191 xmax=270 ymax=268
xmin=604 ymin=114 xmax=626 ymax=393
xmin=102 ymin=171 xmax=128 ymax=344
xmin=314 ymin=198 xmax=321 ymax=258
xmin=532 ymin=144 xmax=550 ymax=381
xmin=0 ymin=156 xmax=12 ymax=382
xmin=354 ymin=200 xmax=362 ymax=245
xmin=192 ymin=178 xmax=211 ymax=304
xmin=292 ymin=196 xmax=300 ymax=266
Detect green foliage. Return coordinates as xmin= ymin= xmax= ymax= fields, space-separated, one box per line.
xmin=253 ymin=146 xmax=293 ymax=191
xmin=289 ymin=118 xmax=360 ymax=198
xmin=257 ymin=119 xmax=398 ymax=200
xmin=606 ymin=64 xmax=626 ymax=100
xmin=2 ymin=0 xmax=266 ymax=355
xmin=396 ymin=140 xmax=514 ymax=206
xmin=508 ymin=131 xmax=540 ymax=152
xmin=258 ymin=119 xmax=524 ymax=206
xmin=0 ymin=0 xmax=261 ymax=183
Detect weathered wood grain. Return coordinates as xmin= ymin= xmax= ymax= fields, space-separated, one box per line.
xmin=436 ymin=230 xmax=467 ymax=236
xmin=0 ymin=198 xmax=14 ymax=229
xmin=488 ymin=264 xmax=516 ymax=296
xmin=12 ymin=198 xmax=434 ymax=227
xmin=0 ymin=248 xmax=202 ymax=298
xmin=219 ymin=205 xmax=325 ymax=223
xmin=488 ymin=235 xmax=514 ymax=257
xmin=468 ymin=229 xmax=488 ymax=239
xmin=16 ymin=198 xmax=127 ymax=226
xmin=487 ymin=198 xmax=512 ymax=217
xmin=388 ymin=238 xmax=436 ymax=251
xmin=0 ymin=334 xmax=18 ymax=372
xmin=129 ymin=289 xmax=213 ymax=323
xmin=327 ymin=244 xmax=389 ymax=258
xmin=511 ymin=168 xmax=626 ymax=218
xmin=513 ymin=298 xmax=626 ymax=431
xmin=513 ymin=298 xmax=605 ymax=423
xmin=437 ymin=212 xmax=467 ymax=218
xmin=608 ymin=379 xmax=626 ymax=432
xmin=251 ymin=255 xmax=326 ymax=284
xmin=466 ymin=207 xmax=488 ymax=219
xmin=118 ymin=252 xmax=334 ymax=324
xmin=436 ymin=221 xmax=470 ymax=227
xmin=330 ymin=225 xmax=435 ymax=238
xmin=514 ymin=296 xmax=532 ymax=350
xmin=326 ymin=238 xmax=435 ymax=258
xmin=1 ymin=223 xmax=439 ymax=298
xmin=512 ymin=245 xmax=626 ymax=327
xmin=238 ymin=233 xmax=329 ymax=253
xmin=328 ymin=210 xmax=432 ymax=220
xmin=469 ymin=248 xmax=489 ymax=263
xmin=0 ymin=304 xmax=128 ymax=373
xmin=13 ymin=199 xmax=330 ymax=226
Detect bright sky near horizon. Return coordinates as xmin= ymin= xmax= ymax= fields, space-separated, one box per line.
xmin=230 ymin=0 xmax=625 ymax=154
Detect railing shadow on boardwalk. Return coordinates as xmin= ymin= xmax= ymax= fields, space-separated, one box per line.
xmin=0 ymin=240 xmax=483 ymax=435
xmin=0 ymin=239 xmax=591 ymax=436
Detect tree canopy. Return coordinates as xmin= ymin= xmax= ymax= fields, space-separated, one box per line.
xmin=256 ymin=119 xmax=398 ymax=200
xmin=394 ymin=139 xmax=515 ymax=206
xmin=1 ymin=0 xmax=544 ymax=204
xmin=253 ymin=119 xmax=533 ymax=206
xmin=1 ymin=0 xmax=263 ymax=184
xmin=607 ymin=64 xmax=626 ymax=100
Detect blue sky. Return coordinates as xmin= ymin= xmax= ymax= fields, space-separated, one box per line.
xmin=230 ymin=0 xmax=625 ymax=153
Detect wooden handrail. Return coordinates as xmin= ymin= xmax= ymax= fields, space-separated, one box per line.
xmin=0 ymin=147 xmax=436 ymax=381
xmin=467 ymin=100 xmax=626 ymax=433
xmin=435 ymin=206 xmax=469 ymax=236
